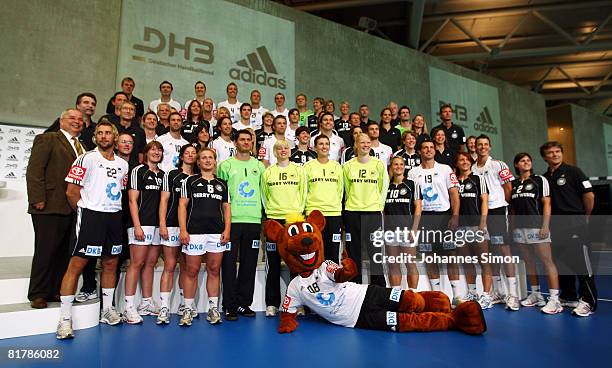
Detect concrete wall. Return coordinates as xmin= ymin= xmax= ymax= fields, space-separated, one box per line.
xmin=0 ymin=0 xmax=120 ymax=127
xmin=571 ymin=104 xmax=612 ymax=177
xmin=0 ymin=0 xmax=554 ymax=170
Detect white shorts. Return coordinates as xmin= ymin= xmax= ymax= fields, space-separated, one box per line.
xmin=160 ymin=227 xmax=181 ymax=247
xmin=512 ymin=228 xmax=551 ymax=244
xmin=182 ymin=234 xmax=230 ymax=256
xmin=127 ymin=226 xmax=160 ymax=246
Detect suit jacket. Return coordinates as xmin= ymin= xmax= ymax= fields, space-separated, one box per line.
xmin=26 ymin=131 xmax=78 ymax=215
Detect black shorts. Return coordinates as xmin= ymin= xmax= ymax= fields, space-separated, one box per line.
xmin=418 ymin=211 xmax=454 ymax=252
xmin=354 ymin=285 xmax=404 ymax=331
xmin=487 ymin=207 xmax=509 ymax=245
xmin=71 ymin=208 xmax=124 ymax=258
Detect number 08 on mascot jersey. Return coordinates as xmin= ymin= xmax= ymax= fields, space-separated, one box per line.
xmin=264 ymin=211 xmax=487 ymax=334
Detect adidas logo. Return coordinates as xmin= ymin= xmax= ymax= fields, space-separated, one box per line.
xmin=197 ymin=182 xmax=204 ymax=186
xmin=474 ymin=106 xmax=498 ymax=134
xmin=229 ymin=46 xmax=286 ymax=89
xmin=7 ymin=154 xmax=18 ymax=161
xmin=26 ymin=130 xmax=37 ymax=136
xmin=5 ymin=172 xmax=16 ymax=179
xmin=8 ymin=137 xmax=19 ymax=144
xmin=24 ymin=147 xmax=32 ymax=154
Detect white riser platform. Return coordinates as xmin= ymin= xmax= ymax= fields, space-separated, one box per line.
xmin=0 ymin=301 xmax=100 ymax=339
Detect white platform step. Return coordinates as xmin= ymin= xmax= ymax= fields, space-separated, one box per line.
xmin=0 ymin=300 xmax=100 ymax=339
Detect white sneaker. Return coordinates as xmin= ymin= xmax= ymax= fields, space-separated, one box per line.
xmin=266 ymin=306 xmax=278 ymax=317
xmin=156 ymin=307 xmax=170 ymax=324
xmin=296 ymin=306 xmax=306 ymax=316
xmin=137 ymin=301 xmax=159 ymax=316
xmin=477 ymin=293 xmax=493 ymax=310
xmin=572 ymin=300 xmax=594 ymax=317
xmin=464 ymin=292 xmax=479 ymax=302
xmin=541 ymin=298 xmax=563 ymax=315
xmin=490 ymin=291 xmax=505 ymax=305
xmin=123 ymin=306 xmax=143 ymax=324
xmin=100 ymin=306 xmax=123 ymax=325
xmin=206 ymin=306 xmax=222 ymax=325
xmin=560 ymin=298 xmax=579 ymax=308
xmin=179 ymin=308 xmax=193 ymax=326
xmin=505 ymin=295 xmax=520 ymax=311
xmin=75 ymin=290 xmax=98 ymax=303
xmin=521 ymin=292 xmax=546 ymax=307
xmin=56 ymin=318 xmax=74 ymax=340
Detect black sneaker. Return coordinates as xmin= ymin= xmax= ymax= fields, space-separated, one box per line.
xmin=237 ymin=306 xmax=256 ymax=317
xmin=224 ymin=310 xmax=238 ymax=321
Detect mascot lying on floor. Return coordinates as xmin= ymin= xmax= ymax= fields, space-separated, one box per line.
xmin=264 ymin=210 xmax=486 ymax=335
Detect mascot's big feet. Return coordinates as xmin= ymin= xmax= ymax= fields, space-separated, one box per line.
xmin=398 ymin=291 xmax=451 ymax=314
xmin=398 ymin=301 xmax=486 ymax=335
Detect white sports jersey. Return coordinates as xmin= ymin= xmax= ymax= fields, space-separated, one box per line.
xmin=250 ymin=106 xmax=268 ymax=130
xmin=263 ymin=135 xmax=295 ymax=166
xmin=282 ymin=261 xmax=368 ymax=328
xmin=408 ymin=162 xmax=459 ymax=212
xmin=371 ymin=143 xmax=393 ymax=166
xmin=217 ymin=100 xmax=241 ymax=123
xmin=149 ymin=98 xmax=182 ymax=113
xmin=157 ymin=133 xmax=189 ymax=173
xmin=232 ymin=121 xmax=254 ymax=132
xmin=309 ymin=132 xmax=344 ymax=162
xmin=472 ymin=156 xmax=514 ymax=209
xmin=285 ymin=126 xmax=297 ymax=145
xmin=65 ymin=149 xmax=128 ymax=212
xmin=211 ymin=137 xmax=236 ymax=164
xmin=272 ymin=108 xmax=289 ymax=121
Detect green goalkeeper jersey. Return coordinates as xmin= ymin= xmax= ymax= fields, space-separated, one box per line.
xmin=303 ymin=159 xmax=344 ymax=216
xmin=343 ymin=157 xmax=389 ymax=212
xmin=261 ymin=162 xmax=307 ymax=219
xmin=217 ymin=157 xmax=265 ymax=224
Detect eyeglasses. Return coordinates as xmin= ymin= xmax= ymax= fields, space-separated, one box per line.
xmin=119 ymin=140 xmax=134 ymax=145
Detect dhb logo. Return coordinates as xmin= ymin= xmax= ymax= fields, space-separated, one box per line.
xmin=316 ymin=292 xmax=335 ymax=306
xmin=229 ymin=46 xmax=286 ymax=89
xmin=238 ymin=181 xmax=255 ymax=198
xmin=133 ymin=27 xmax=214 ymax=64
xmin=422 ymin=186 xmax=439 ymax=202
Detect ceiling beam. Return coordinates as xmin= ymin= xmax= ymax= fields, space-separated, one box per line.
xmin=292 ymin=0 xmax=407 ymax=12
xmin=532 ymin=10 xmax=580 ymax=46
xmin=583 ymin=12 xmax=612 ymax=45
xmin=424 ymin=1 xmax=612 ymax=23
xmin=487 ymin=59 xmax=612 ymax=71
xmin=449 ymin=18 xmax=491 ymax=53
xmin=419 ymin=18 xmax=450 ymax=52
xmin=592 ymin=70 xmax=612 ymax=94
xmin=522 ymin=77 xmax=612 ymax=90
xmin=407 ymin=0 xmax=425 ymax=49
xmin=441 ymin=42 xmax=612 ymax=61
xmin=542 ymin=90 xmax=612 ymax=100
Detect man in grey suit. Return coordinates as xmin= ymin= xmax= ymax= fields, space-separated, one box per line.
xmin=26 ymin=108 xmax=84 ymax=308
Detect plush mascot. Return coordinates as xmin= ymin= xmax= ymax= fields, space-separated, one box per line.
xmin=264 ymin=210 xmax=486 ymax=335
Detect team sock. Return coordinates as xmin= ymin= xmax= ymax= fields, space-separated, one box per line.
xmin=468 ymin=283 xmax=477 ymax=295
xmin=125 ymin=295 xmax=135 ymax=309
xmin=430 ymin=278 xmax=441 ymax=291
xmin=209 ymin=297 xmax=219 ymax=309
xmin=549 ymin=289 xmax=560 ymax=300
xmin=449 ymin=279 xmax=461 ymax=298
xmin=160 ymin=292 xmax=171 ymax=309
xmin=507 ymin=277 xmax=518 ymax=297
xmin=184 ymin=298 xmax=195 ymax=311
xmin=101 ymin=288 xmax=114 ymax=309
xmin=60 ymin=295 xmax=75 ymax=319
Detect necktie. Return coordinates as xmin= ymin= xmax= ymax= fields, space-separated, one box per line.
xmin=72 ymin=137 xmax=84 ymax=155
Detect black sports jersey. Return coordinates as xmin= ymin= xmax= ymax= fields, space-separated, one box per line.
xmin=511 ymin=175 xmax=550 ymax=228
xmin=255 ymin=128 xmax=274 ymax=152
xmin=434 ymin=148 xmax=457 ymax=167
xmin=384 ymin=179 xmax=420 ymax=228
xmin=306 ymin=114 xmax=318 ymax=130
xmin=432 ymin=123 xmax=466 ymax=152
xmin=290 ymin=147 xmax=317 ymax=165
xmin=393 ymin=149 xmax=421 ymax=175
xmin=128 ymin=165 xmax=164 ymax=227
xmin=543 ymin=163 xmax=593 ymax=215
xmin=181 ymin=176 xmax=229 ymax=234
xmin=341 ymin=147 xmax=375 ymax=164
xmin=182 ymin=120 xmax=210 ymax=143
xmin=162 ymin=169 xmax=190 ymax=227
xmin=335 ymin=118 xmax=351 ymax=133
xmin=458 ymin=173 xmax=487 ymax=226
xmin=379 ymin=125 xmax=402 ymax=151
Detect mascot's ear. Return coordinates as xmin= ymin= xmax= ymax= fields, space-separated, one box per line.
xmin=306 ymin=210 xmax=326 ymax=232
xmin=264 ymin=219 xmax=285 ymax=243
